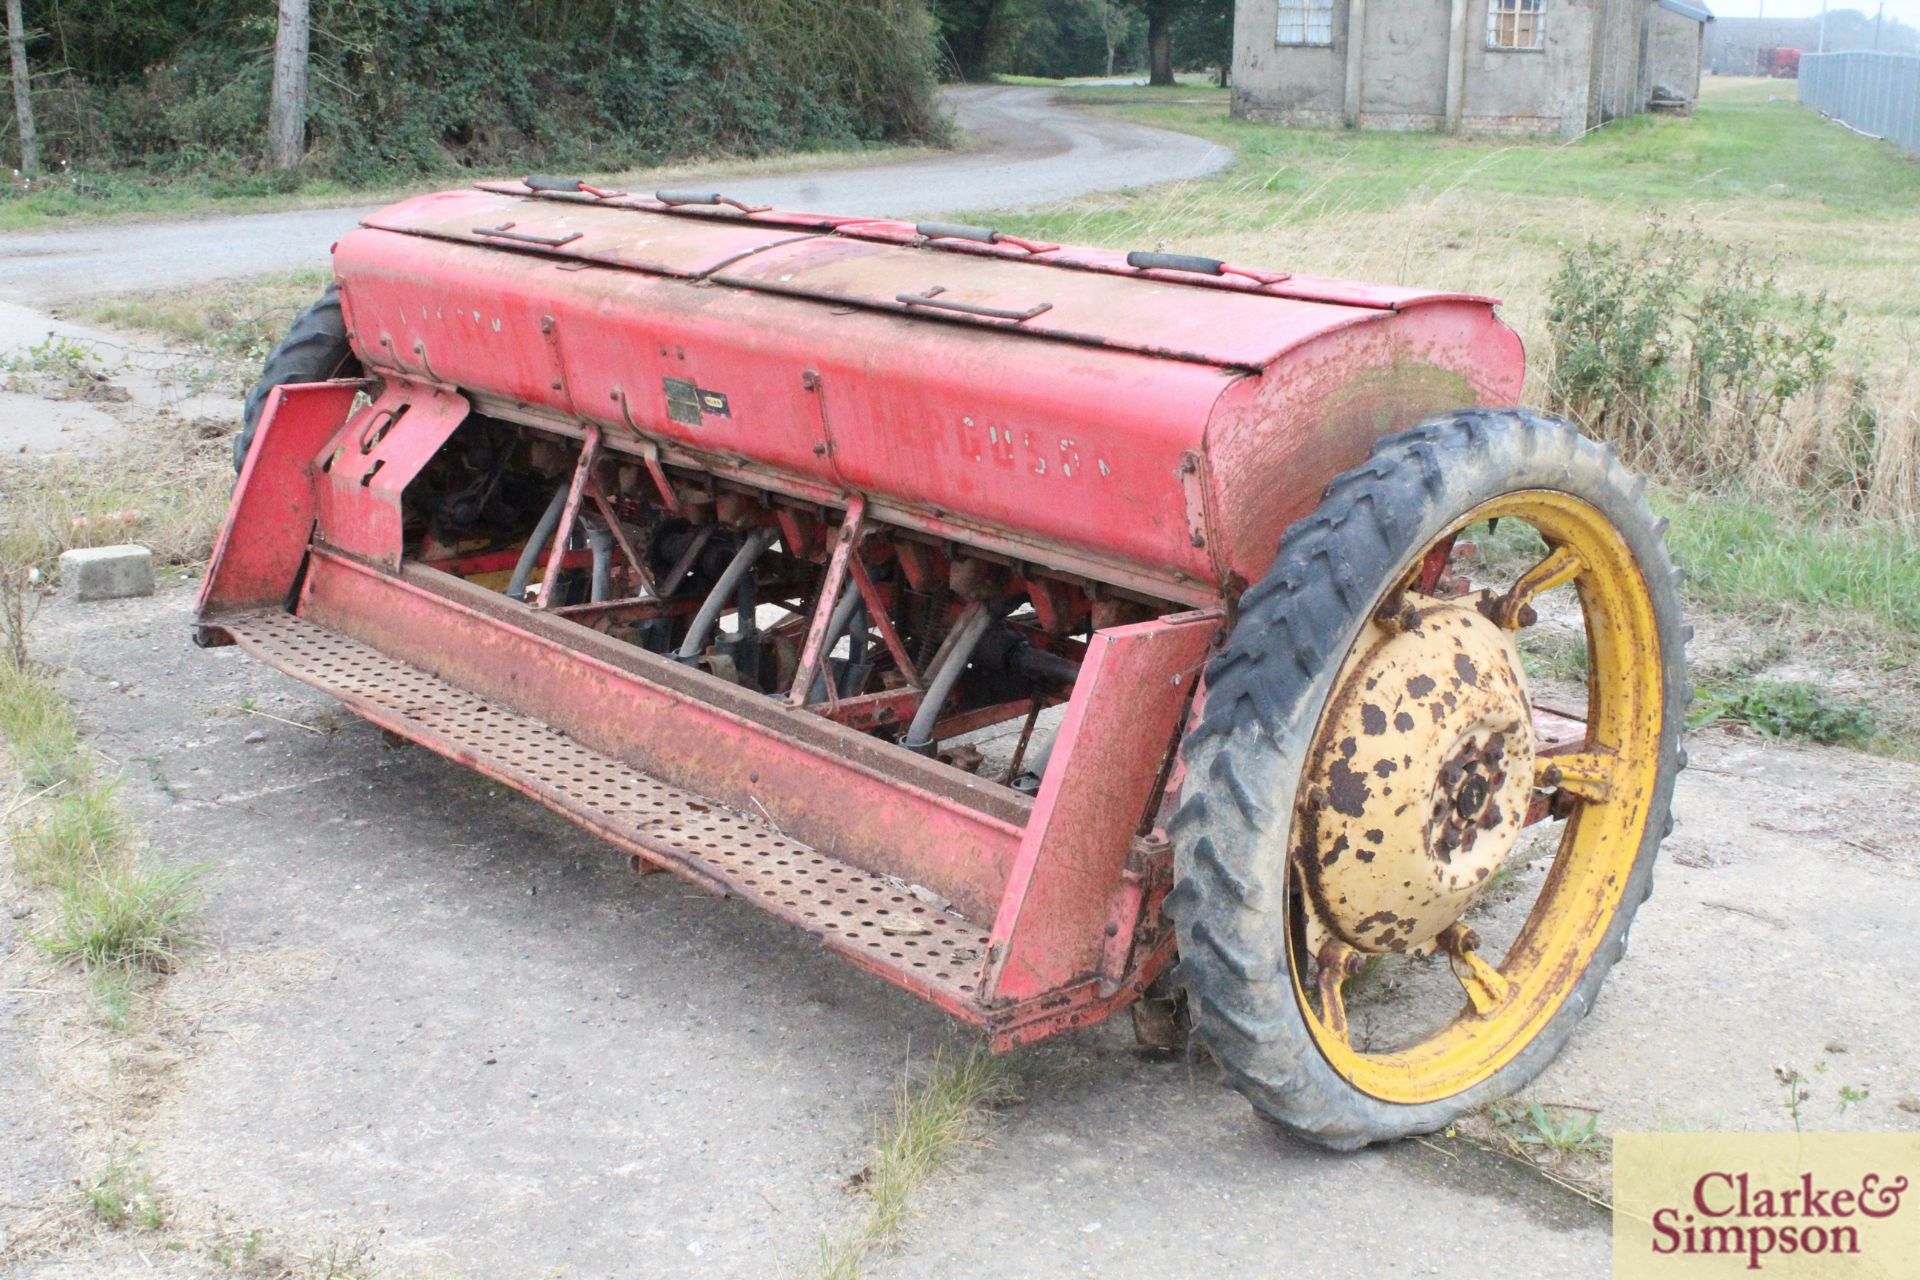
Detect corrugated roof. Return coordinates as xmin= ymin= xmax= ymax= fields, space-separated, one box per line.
xmin=1658 ymin=0 xmax=1715 ymax=23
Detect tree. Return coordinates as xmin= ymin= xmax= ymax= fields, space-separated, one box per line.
xmin=1096 ymin=0 xmax=1126 ymax=75
xmin=1126 ymin=0 xmax=1227 ymax=86
xmin=1138 ymin=0 xmax=1177 ymax=85
xmin=268 ymin=0 xmax=309 ymax=169
xmin=5 ymin=0 xmax=35 ymax=175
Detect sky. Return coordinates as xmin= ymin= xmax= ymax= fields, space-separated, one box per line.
xmin=1708 ymin=0 xmax=1920 ymax=20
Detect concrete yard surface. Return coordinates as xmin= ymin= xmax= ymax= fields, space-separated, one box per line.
xmin=3 ymin=583 xmax=1917 ymax=1278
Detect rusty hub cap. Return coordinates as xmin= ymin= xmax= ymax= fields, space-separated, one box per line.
xmin=1297 ymin=596 xmax=1535 ymax=955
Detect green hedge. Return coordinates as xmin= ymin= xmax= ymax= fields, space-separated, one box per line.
xmin=7 ymin=0 xmax=945 ymax=182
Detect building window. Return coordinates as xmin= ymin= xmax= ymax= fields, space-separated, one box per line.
xmin=1486 ymin=0 xmax=1545 ymax=49
xmin=1277 ymin=0 xmax=1334 ymax=46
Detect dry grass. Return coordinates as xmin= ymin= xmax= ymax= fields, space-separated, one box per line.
xmin=0 ymin=410 xmax=235 ymax=581
xmin=808 ymin=1045 xmax=1019 ymax=1280
xmin=14 ymin=782 xmax=128 ymax=888
xmin=75 ymin=269 xmax=335 ymax=367
xmin=1745 ymin=373 xmax=1919 ymax=523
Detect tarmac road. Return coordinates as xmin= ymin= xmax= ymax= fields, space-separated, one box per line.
xmin=0 ymin=85 xmax=1230 ymax=308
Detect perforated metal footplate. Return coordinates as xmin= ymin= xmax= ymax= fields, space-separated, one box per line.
xmin=218 ymin=609 xmax=992 ymax=1008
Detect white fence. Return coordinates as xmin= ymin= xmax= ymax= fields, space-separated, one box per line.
xmin=1798 ymin=51 xmax=1920 ymax=156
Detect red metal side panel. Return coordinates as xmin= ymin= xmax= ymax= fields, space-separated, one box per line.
xmin=312 ymin=380 xmax=470 ymax=569
xmin=984 ymin=609 xmax=1221 ymax=1002
xmin=802 ymin=331 xmax=1231 ymax=583
xmin=196 ymin=380 xmax=363 ymax=621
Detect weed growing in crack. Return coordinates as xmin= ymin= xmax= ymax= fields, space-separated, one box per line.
xmin=1486 ymin=1099 xmax=1607 ymax=1156
xmin=0 ymin=335 xmax=126 ymax=397
xmin=1776 ymin=1064 xmax=1812 ymax=1131
xmin=809 ymin=1044 xmax=1021 ymax=1280
xmin=34 ymin=857 xmax=204 ymax=974
xmin=83 ymin=1151 xmax=165 ymax=1230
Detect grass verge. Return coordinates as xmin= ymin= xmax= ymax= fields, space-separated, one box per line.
xmin=0 ymin=660 xmax=84 ymax=790
xmin=74 ymin=268 xmax=336 ymax=370
xmin=1657 ymin=492 xmax=1920 ymax=633
xmin=1 ymin=638 xmax=204 ymax=1002
xmin=809 ymin=1046 xmax=1019 ymax=1280
xmin=0 ymin=140 xmax=936 ymax=234
xmin=0 ymin=562 xmax=217 ymax=1265
xmin=15 ymin=781 xmax=128 ymax=887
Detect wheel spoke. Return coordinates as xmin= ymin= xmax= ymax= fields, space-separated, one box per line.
xmin=1439 ymin=925 xmax=1511 ymax=1017
xmin=1535 ymin=750 xmax=1618 ymax=803
xmin=1314 ymin=941 xmax=1365 ymax=1047
xmin=1486 ymin=544 xmax=1585 ymax=629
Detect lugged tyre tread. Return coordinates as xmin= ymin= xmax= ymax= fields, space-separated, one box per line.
xmin=234 ymin=282 xmax=360 ymax=471
xmin=1167 ymin=409 xmax=1689 ymax=1150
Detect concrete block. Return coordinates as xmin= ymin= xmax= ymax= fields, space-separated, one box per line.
xmin=59 ymin=544 xmax=155 ymax=602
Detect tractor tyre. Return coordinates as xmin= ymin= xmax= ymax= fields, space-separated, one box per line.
xmin=1166 ymin=409 xmax=1688 ymax=1150
xmin=235 ymin=282 xmax=361 ymax=471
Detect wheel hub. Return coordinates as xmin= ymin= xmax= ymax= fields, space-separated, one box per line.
xmin=1296 ymin=595 xmax=1536 ymax=955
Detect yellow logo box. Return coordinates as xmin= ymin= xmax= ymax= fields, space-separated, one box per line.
xmin=1614 ymin=1132 xmax=1919 ymax=1278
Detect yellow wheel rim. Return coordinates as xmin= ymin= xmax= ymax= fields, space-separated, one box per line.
xmin=1292 ymin=489 xmax=1666 ymax=1105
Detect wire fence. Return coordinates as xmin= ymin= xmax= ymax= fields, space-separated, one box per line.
xmin=1798 ymin=51 xmax=1920 ymax=156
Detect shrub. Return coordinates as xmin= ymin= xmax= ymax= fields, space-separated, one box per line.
xmin=1543 ymin=230 xmax=1690 ymax=458
xmin=1543 ymin=221 xmax=1878 ymax=507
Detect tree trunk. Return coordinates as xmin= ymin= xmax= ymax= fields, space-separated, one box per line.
xmin=5 ymin=0 xmax=36 ymax=176
xmin=268 ymin=0 xmax=310 ymax=170
xmin=1148 ymin=12 xmax=1174 ymax=85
